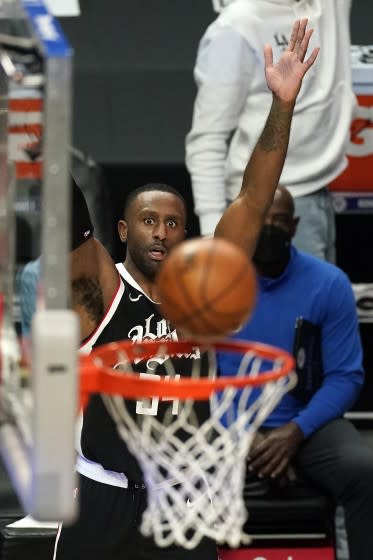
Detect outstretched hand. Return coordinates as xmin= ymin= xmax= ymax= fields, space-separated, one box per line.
xmin=264 ymin=18 xmax=320 ymax=104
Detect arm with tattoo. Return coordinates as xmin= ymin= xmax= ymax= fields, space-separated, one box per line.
xmin=214 ymin=19 xmax=319 ymax=257
xmin=71 ymin=182 xmax=119 ymax=341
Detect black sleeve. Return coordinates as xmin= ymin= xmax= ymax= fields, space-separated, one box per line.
xmin=71 ymin=178 xmax=94 ymax=250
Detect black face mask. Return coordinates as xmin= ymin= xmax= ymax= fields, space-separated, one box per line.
xmin=253 ymin=224 xmax=292 ymax=271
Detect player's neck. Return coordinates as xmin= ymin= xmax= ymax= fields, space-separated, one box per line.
xmin=123 ymin=259 xmax=160 ymax=302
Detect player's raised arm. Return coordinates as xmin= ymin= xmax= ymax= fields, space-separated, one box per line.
xmin=70 ymin=180 xmax=119 ymax=340
xmin=214 ymin=19 xmax=319 ymax=257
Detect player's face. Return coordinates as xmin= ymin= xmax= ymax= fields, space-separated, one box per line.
xmin=122 ymin=191 xmax=187 ymax=280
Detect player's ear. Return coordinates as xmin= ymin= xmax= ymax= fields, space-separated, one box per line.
xmin=118 ymin=219 xmax=128 ymax=243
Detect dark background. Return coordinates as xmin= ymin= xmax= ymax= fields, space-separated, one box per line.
xmin=59 ymin=0 xmax=372 ymax=165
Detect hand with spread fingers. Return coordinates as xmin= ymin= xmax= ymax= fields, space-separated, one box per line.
xmin=264 ymin=18 xmax=320 ymax=104
xmin=248 ymin=423 xmax=304 ymax=479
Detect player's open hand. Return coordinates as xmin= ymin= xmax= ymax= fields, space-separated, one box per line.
xmin=264 ymin=18 xmax=319 ymax=105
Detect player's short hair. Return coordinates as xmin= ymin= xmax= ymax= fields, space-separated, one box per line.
xmin=123 ymin=183 xmax=187 ymax=221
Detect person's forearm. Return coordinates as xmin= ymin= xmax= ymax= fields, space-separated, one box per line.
xmin=186 ymin=28 xmax=253 ymax=236
xmin=293 ymin=372 xmax=363 ymax=438
xmin=214 ymin=96 xmax=294 ymax=252
xmin=186 ymin=132 xmax=228 ymax=235
xmin=215 ymin=19 xmax=319 ymax=253
xmin=239 ymin=95 xmax=295 ymax=218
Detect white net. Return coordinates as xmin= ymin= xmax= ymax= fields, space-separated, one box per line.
xmin=88 ymin=340 xmax=296 ymax=549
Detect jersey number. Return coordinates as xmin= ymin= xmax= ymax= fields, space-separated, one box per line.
xmin=136 ymin=373 xmax=180 ymax=416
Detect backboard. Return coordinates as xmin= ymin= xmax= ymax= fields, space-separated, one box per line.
xmin=0 ymin=0 xmax=79 ymax=523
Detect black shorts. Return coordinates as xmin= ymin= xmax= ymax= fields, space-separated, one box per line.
xmin=54 ymin=474 xmax=218 ymax=560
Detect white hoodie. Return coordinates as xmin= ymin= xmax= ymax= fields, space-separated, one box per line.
xmin=186 ymin=0 xmax=356 ymax=235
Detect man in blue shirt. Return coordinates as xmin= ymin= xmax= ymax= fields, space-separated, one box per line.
xmin=218 ymin=186 xmax=373 ymax=560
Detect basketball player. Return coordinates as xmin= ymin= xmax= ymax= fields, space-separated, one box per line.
xmin=55 ymin=19 xmax=319 ymax=560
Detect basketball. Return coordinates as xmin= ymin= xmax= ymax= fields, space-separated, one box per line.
xmin=155 ymin=237 xmax=257 ymax=336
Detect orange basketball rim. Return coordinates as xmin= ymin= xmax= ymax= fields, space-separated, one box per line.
xmin=79 ymin=338 xmax=295 ymax=402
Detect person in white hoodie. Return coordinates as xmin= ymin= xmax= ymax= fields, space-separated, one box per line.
xmin=186 ymin=0 xmax=356 ymax=262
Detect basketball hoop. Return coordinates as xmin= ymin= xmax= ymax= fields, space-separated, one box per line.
xmin=80 ymin=339 xmax=296 ymax=549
